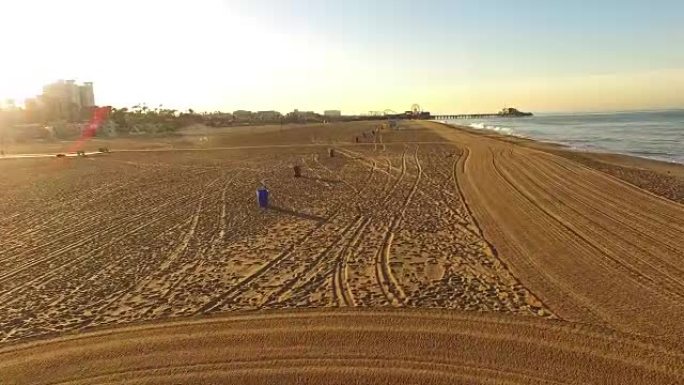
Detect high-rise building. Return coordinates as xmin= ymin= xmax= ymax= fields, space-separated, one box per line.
xmin=79 ymin=82 xmax=95 ymax=107
xmin=43 ymin=80 xmax=79 ymax=105
xmin=39 ymin=80 xmax=95 ymax=120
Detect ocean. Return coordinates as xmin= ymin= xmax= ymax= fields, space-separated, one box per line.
xmin=438 ymin=109 xmax=684 ymax=164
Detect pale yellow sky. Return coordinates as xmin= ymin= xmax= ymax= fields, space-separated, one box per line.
xmin=1 ymin=0 xmax=683 ymax=114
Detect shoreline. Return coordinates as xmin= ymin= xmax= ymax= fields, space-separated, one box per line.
xmin=433 ymin=119 xmax=683 ymax=166
xmin=437 ymin=121 xmax=684 ymax=204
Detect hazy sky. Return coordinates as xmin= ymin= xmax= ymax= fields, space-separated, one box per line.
xmin=1 ymin=0 xmax=683 ymax=114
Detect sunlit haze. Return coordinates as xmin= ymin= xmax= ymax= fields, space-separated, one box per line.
xmin=1 ymin=0 xmax=683 ymax=114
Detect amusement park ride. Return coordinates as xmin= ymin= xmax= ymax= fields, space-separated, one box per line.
xmin=368 ymin=104 xmax=430 ymax=119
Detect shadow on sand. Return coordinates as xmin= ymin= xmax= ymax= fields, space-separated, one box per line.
xmin=298 ymin=175 xmax=342 ymax=185
xmin=267 ymin=205 xmax=327 ymax=222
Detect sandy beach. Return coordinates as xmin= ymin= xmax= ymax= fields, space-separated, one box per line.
xmin=0 ymin=120 xmax=682 ymax=384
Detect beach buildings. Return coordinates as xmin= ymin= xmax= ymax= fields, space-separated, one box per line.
xmin=24 ymin=80 xmax=96 ymax=122
xmin=254 ymin=111 xmax=283 ymax=122
xmin=232 ymin=110 xmax=253 ymax=121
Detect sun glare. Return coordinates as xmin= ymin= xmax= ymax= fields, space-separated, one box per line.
xmin=0 ymin=0 xmax=341 ymax=110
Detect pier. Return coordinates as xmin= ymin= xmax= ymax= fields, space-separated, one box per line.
xmin=431 ymin=113 xmax=504 ymax=120
xmin=431 ymin=107 xmax=533 ymax=120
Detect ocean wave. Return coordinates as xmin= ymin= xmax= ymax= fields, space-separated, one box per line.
xmin=441 ymin=111 xmax=683 ymax=165
xmin=468 ymin=122 xmax=514 ymax=134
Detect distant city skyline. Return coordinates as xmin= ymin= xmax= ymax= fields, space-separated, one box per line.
xmin=1 ymin=0 xmax=683 ymax=114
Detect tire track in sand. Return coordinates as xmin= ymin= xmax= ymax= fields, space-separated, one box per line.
xmin=381 ymin=149 xmax=407 ymax=203
xmin=505 ymin=150 xmax=684 ymax=297
xmin=0 ymin=193 xmax=194 ymax=297
xmin=338 ymin=147 xmax=441 ymax=212
xmin=48 ymin=172 xmax=239 ymax=309
xmin=1 ymin=309 xmax=680 ymax=385
xmin=158 ymin=173 xmax=247 ymax=303
xmin=261 ymin=216 xmax=366 ymax=307
xmin=485 ymin=144 xmax=676 ymax=331
xmin=333 ymin=218 xmax=372 ymax=307
xmin=483 ymin=148 xmax=606 ymax=323
xmin=375 ymin=146 xmax=423 ymax=306
xmin=200 ymin=155 xmax=381 ymax=312
xmin=313 ymin=153 xmax=359 ymax=194
xmin=91 ymin=177 xmax=220 ymax=314
xmin=431 ymin=120 xmax=684 ymax=338
xmin=271 ymin=158 xmax=379 ymax=306
xmin=452 ymin=145 xmax=559 ymax=318
xmin=0 ymin=170 xmax=213 ymax=262
xmin=4 ymin=213 xmax=190 ymax=310
xmin=338 ymin=148 xmax=401 ymax=202
xmin=196 ymin=199 xmax=351 ymax=313
xmin=494 ymin=149 xmax=684 ymax=304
